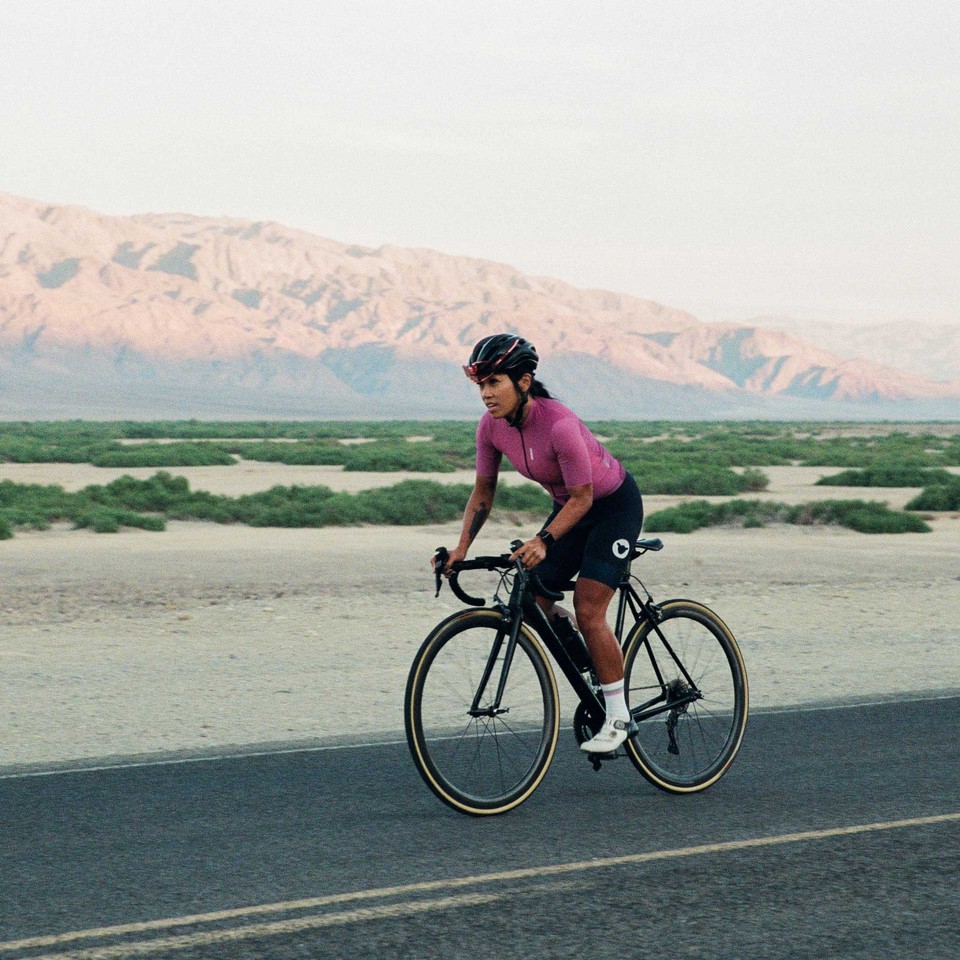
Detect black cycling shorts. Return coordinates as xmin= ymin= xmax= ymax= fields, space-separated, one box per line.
xmin=533 ymin=471 xmax=644 ymax=593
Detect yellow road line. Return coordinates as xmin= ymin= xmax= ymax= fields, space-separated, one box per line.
xmin=22 ymin=894 xmax=504 ymax=960
xmin=4 ymin=812 xmax=959 ymax=956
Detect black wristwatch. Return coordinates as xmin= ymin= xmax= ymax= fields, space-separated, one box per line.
xmin=538 ymin=530 xmax=556 ymax=548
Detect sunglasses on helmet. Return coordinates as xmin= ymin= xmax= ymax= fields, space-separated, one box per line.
xmin=462 ymin=361 xmax=498 ymax=383
xmin=462 ymin=339 xmax=521 ymax=383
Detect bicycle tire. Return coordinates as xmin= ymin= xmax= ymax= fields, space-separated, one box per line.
xmin=405 ymin=609 xmax=560 ymax=816
xmin=623 ymin=599 xmax=748 ymax=792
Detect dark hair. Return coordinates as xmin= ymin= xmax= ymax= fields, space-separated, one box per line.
xmin=511 ymin=372 xmax=553 ymax=400
xmin=529 ymin=378 xmax=553 ymax=399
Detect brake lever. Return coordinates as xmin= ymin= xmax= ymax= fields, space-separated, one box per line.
xmin=434 ymin=546 xmax=449 ymax=597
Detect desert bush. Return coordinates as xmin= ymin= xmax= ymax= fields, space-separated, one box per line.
xmin=85 ymin=472 xmax=192 ymax=511
xmin=73 ymin=509 xmax=121 ymax=533
xmin=798 ymin=433 xmax=947 ymax=468
xmin=905 ymin=481 xmax=960 ymax=511
xmin=628 ymin=460 xmax=769 ymax=496
xmin=644 ymin=497 xmax=929 ymax=534
xmin=230 ymin=442 xmax=347 ymax=466
xmin=341 ymin=443 xmax=458 ymax=473
xmin=0 ymin=479 xmax=76 ymax=527
xmin=91 ymin=443 xmax=236 ymax=468
xmin=643 ymin=500 xmax=719 ymax=534
xmin=785 ymin=499 xmax=930 ymax=533
xmin=0 ymin=477 xmax=170 ymax=536
xmin=815 ymin=467 xmax=955 ymax=487
xmin=0 ymin=435 xmax=104 ymax=464
xmin=495 ymin=484 xmax=552 ymax=512
xmin=5 ymin=420 xmax=957 ymax=474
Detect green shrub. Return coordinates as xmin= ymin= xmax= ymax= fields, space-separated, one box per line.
xmin=798 ymin=433 xmax=948 ymax=468
xmin=341 ymin=444 xmax=458 ymax=473
xmin=644 ymin=501 xmax=717 ymax=534
xmin=786 ymin=499 xmax=931 ymax=533
xmin=496 ymin=484 xmax=552 ymax=512
xmin=74 ymin=510 xmax=121 ymax=533
xmin=618 ymin=457 xmax=769 ymax=496
xmin=816 ymin=467 xmax=955 ymax=487
xmin=905 ymin=482 xmax=960 ymax=511
xmin=91 ymin=443 xmax=236 ymax=468
xmin=230 ymin=442 xmax=347 ymax=466
xmin=739 ymin=468 xmax=770 ymax=492
xmin=645 ymin=498 xmax=930 ymax=534
xmin=0 ymin=516 xmax=11 ymax=540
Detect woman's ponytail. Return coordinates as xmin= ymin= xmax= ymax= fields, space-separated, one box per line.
xmin=529 ymin=378 xmax=553 ymax=399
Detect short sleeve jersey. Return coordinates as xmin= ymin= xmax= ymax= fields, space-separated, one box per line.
xmin=475 ymin=398 xmax=626 ymax=504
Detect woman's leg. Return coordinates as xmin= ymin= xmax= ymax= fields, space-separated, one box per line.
xmin=573 ymin=577 xmax=622 ymax=684
xmin=575 ymin=576 xmax=634 ymax=751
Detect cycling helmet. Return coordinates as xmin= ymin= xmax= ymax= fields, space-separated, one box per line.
xmin=463 ymin=334 xmax=539 ymax=384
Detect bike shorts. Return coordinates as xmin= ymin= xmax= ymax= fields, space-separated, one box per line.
xmin=533 ymin=471 xmax=644 ymax=593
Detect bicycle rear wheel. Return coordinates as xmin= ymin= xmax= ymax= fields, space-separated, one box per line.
xmin=405 ymin=610 xmax=559 ymax=816
xmin=623 ymin=600 xmax=748 ymax=792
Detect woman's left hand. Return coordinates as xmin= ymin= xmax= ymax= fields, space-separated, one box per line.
xmin=509 ymin=536 xmax=547 ymax=571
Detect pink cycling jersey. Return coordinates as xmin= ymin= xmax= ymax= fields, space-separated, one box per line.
xmin=475 ymin=398 xmax=626 ymax=504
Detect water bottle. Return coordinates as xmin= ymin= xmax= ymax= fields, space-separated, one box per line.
xmin=554 ymin=616 xmax=592 ymax=673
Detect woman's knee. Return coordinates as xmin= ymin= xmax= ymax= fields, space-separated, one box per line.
xmin=573 ymin=579 xmax=614 ymax=629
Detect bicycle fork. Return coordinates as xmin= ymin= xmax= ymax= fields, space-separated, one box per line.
xmin=467 ymin=576 xmax=527 ymax=718
xmin=467 ymin=613 xmax=523 ymax=717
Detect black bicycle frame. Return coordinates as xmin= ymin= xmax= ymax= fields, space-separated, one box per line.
xmin=614 ymin=578 xmax=703 ymax=721
xmin=466 ymin=566 xmax=606 ymax=728
xmin=520 ymin=595 xmax=606 ymax=729
xmin=465 ymin=562 xmax=701 ymax=727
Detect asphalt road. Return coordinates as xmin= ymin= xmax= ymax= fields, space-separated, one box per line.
xmin=2 ymin=696 xmax=959 ymax=960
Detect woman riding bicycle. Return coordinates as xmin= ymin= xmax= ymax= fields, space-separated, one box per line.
xmin=440 ymin=333 xmax=644 ymax=753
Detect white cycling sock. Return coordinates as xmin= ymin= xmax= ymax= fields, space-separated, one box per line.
xmin=600 ymin=680 xmax=631 ymax=723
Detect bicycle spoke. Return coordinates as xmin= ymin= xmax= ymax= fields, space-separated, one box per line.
xmin=624 ymin=601 xmax=747 ymax=792
xmin=407 ymin=613 xmax=558 ymax=813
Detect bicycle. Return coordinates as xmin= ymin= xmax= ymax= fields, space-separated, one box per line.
xmin=404 ymin=537 xmax=748 ymax=816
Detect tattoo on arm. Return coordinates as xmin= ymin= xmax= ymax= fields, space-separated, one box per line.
xmin=468 ymin=502 xmax=489 ymax=540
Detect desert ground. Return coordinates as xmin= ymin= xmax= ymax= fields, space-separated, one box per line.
xmin=2 ymin=460 xmax=959 ymax=772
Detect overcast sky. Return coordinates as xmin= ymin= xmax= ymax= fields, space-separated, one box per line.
xmin=2 ymin=1 xmax=958 ymax=326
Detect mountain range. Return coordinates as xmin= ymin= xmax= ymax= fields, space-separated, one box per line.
xmin=1 ymin=191 xmax=958 ymax=420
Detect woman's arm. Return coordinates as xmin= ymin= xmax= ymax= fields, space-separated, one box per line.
xmin=436 ymin=475 xmax=498 ymax=572
xmin=541 ymin=482 xmax=592 ymax=540
xmin=511 ymin=482 xmax=593 ymax=570
xmin=456 ymin=475 xmax=498 ymax=553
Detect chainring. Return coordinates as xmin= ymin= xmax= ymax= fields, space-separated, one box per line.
xmin=572 ymin=702 xmax=604 ymax=747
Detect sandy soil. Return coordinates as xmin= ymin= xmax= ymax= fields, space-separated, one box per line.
xmin=2 ymin=464 xmax=959 ymax=772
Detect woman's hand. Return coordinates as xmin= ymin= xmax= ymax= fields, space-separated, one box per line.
xmin=509 ymin=536 xmax=547 ymax=571
xmin=433 ymin=545 xmax=467 ymax=578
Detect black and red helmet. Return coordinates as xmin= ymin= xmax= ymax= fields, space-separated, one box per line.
xmin=463 ymin=334 xmax=539 ymax=384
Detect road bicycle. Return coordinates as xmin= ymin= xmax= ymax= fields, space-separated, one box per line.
xmin=404 ymin=537 xmax=748 ymax=816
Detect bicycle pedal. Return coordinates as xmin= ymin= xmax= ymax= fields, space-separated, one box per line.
xmin=587 ymin=747 xmax=626 ymax=770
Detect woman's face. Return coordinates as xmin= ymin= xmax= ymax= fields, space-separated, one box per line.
xmin=479 ymin=373 xmax=530 ymax=419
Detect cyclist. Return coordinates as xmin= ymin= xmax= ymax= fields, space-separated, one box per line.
xmin=439 ymin=333 xmax=644 ymax=753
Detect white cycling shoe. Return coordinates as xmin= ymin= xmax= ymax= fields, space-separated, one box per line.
xmin=580 ymin=717 xmax=636 ymax=754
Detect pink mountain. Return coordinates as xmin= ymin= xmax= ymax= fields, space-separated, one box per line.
xmin=1 ymin=191 xmax=958 ymax=418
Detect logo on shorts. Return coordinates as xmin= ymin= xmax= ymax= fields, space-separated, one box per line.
xmin=612 ymin=539 xmax=630 ymax=559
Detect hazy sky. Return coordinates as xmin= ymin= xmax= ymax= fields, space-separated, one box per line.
xmin=2 ymin=1 xmax=958 ymax=326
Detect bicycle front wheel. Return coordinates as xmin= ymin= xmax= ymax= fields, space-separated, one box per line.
xmin=405 ymin=610 xmax=559 ymax=816
xmin=623 ymin=600 xmax=748 ymax=793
